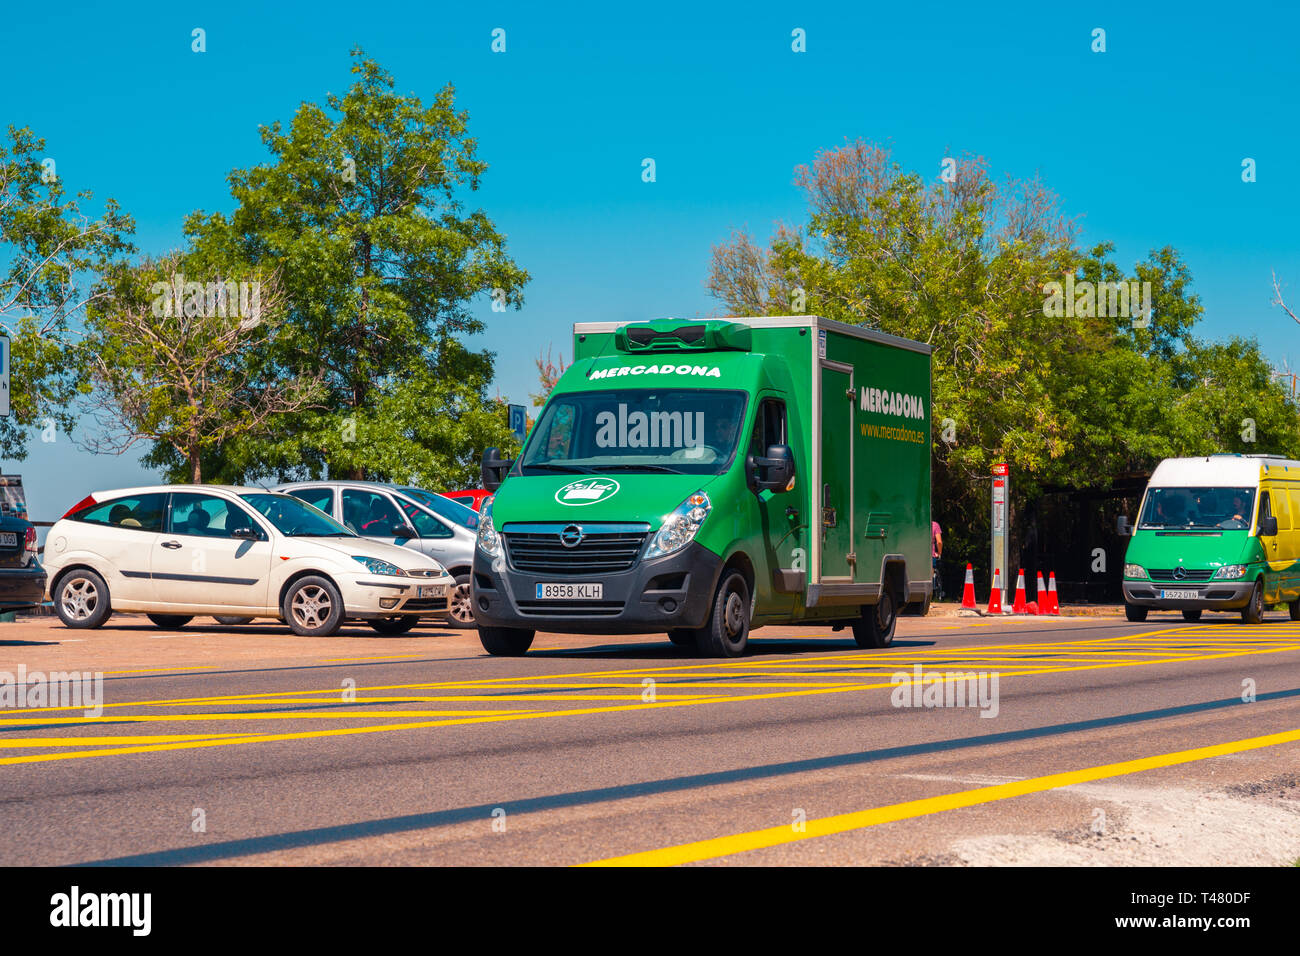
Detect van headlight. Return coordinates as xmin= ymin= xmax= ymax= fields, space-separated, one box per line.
xmin=477 ymin=501 xmax=501 ymax=557
xmin=644 ymin=491 xmax=711 ymax=560
xmin=1213 ymin=564 xmax=1247 ymax=580
xmin=1123 ymin=564 xmax=1146 ymax=579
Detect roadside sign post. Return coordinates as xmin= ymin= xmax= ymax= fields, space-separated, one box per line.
xmin=992 ymin=463 xmax=1009 ymax=607
xmin=0 ymin=334 xmax=10 ymax=418
xmin=508 ymin=403 xmax=527 ymax=443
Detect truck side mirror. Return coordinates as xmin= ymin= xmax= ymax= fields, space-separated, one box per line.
xmin=1259 ymin=515 xmax=1278 ymax=537
xmin=481 ymin=447 xmax=514 ymax=492
xmin=750 ymin=444 xmax=795 ymax=493
xmin=1116 ymin=515 xmax=1131 ymax=537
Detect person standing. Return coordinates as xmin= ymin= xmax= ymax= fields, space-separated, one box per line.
xmin=931 ymin=519 xmax=944 ymax=600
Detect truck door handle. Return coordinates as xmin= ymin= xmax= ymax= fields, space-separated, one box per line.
xmin=161 ymin=540 xmax=182 ymax=550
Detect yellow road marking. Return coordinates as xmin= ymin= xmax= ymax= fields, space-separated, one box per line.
xmin=583 ymin=727 xmax=1300 ymax=866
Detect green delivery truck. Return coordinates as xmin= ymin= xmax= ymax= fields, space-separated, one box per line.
xmin=471 ymin=316 xmax=932 ymax=657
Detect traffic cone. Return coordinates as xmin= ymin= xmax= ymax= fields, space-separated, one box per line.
xmin=986 ymin=568 xmax=1002 ymax=614
xmin=960 ymin=563 xmax=977 ymax=609
xmin=1011 ymin=568 xmax=1028 ymax=614
xmin=1046 ymin=572 xmax=1060 ymax=615
xmin=1035 ymin=571 xmax=1047 ymax=608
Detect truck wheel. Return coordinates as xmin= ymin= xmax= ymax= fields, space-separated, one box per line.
xmin=369 ymin=616 xmax=419 ymax=635
xmin=1241 ymin=581 xmax=1265 ymax=624
xmin=694 ymin=570 xmax=750 ymax=657
xmin=1181 ymin=609 xmax=1202 ymax=622
xmin=853 ymin=587 xmax=899 ymax=649
xmin=147 ymin=614 xmax=193 ymax=629
xmin=282 ymin=576 xmax=344 ymax=636
xmin=1290 ymin=600 xmax=1300 ymax=621
xmin=479 ymin=626 xmax=535 ymax=656
xmin=54 ymin=569 xmax=111 ymax=629
xmin=1124 ymin=603 xmax=1148 ymax=622
xmin=446 ymin=573 xmax=476 ymax=629
xmin=667 ymin=629 xmax=696 ymax=647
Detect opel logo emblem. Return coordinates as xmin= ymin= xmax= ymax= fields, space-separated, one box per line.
xmin=1173 ymin=566 xmax=1187 ymax=580
xmin=559 ymin=525 xmax=584 ymax=548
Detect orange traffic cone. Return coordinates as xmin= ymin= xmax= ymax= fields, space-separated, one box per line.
xmin=960 ymin=563 xmax=977 ymax=609
xmin=1035 ymin=571 xmax=1047 ymax=608
xmin=986 ymin=568 xmax=1002 ymax=614
xmin=1046 ymin=572 xmax=1060 ymax=615
xmin=1011 ymin=568 xmax=1028 ymax=614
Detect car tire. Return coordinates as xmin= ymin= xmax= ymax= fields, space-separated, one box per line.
xmin=479 ymin=626 xmax=535 ymax=656
xmin=147 ymin=614 xmax=193 ymax=629
xmin=1181 ymin=609 xmax=1202 ymax=622
xmin=667 ymin=628 xmax=696 ymax=647
xmin=446 ymin=573 xmax=476 ymax=629
xmin=213 ymin=615 xmax=253 ymax=626
xmin=282 ymin=576 xmax=344 ymax=637
xmin=369 ymin=616 xmax=419 ymax=636
xmin=853 ymin=586 xmax=899 ymax=649
xmin=694 ymin=570 xmax=751 ymax=658
xmin=1241 ymin=580 xmax=1265 ymax=625
xmin=54 ymin=569 xmax=111 ymax=629
xmin=1124 ymin=603 xmax=1148 ymax=622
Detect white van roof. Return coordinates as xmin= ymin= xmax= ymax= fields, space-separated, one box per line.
xmin=1149 ymin=455 xmax=1300 ymax=487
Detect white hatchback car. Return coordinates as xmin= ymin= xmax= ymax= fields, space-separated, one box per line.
xmin=43 ymin=485 xmax=454 ymax=636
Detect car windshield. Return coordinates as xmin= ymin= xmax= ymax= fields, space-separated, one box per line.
xmin=1138 ymin=486 xmax=1256 ymax=530
xmin=519 ymin=388 xmax=748 ymax=476
xmin=240 ymin=493 xmax=355 ymax=536
xmin=396 ymin=487 xmax=479 ymax=530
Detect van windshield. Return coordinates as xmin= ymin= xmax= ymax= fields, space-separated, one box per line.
xmin=520 ymin=389 xmax=748 ymax=476
xmin=1138 ymin=487 xmax=1255 ymax=530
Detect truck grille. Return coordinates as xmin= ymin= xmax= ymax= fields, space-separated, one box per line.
xmin=504 ymin=524 xmax=650 ymax=576
xmin=1148 ymin=569 xmax=1214 ymax=582
xmin=515 ymin=600 xmax=625 ymax=617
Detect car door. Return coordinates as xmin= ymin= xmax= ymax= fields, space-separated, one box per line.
xmin=149 ymin=492 xmax=274 ymax=612
xmin=393 ymin=495 xmax=458 ymax=562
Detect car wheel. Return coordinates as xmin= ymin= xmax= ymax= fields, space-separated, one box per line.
xmin=479 ymin=626 xmax=535 ymax=656
xmin=446 ymin=573 xmax=476 ymax=629
xmin=667 ymin=628 xmax=696 ymax=647
xmin=282 ymin=576 xmax=344 ymax=637
xmin=1241 ymin=580 xmax=1265 ymax=625
xmin=54 ymin=569 xmax=111 ymax=629
xmin=147 ymin=614 xmax=193 ymax=629
xmin=695 ymin=570 xmax=751 ymax=657
xmin=853 ymin=586 xmax=899 ymax=649
xmin=369 ymin=616 xmax=419 ymax=636
xmin=213 ymin=615 xmax=253 ymax=626
xmin=1124 ymin=603 xmax=1148 ymax=622
xmin=1181 ymin=609 xmax=1202 ymax=622
xmin=1290 ymin=600 xmax=1300 ymax=622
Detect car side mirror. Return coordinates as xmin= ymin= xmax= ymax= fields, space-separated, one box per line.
xmin=1259 ymin=515 xmax=1278 ymax=537
xmin=392 ymin=524 xmax=418 ymax=539
xmin=1116 ymin=515 xmax=1131 ymax=537
xmin=231 ymin=526 xmax=260 ymax=541
xmin=481 ymin=447 xmax=514 ymax=493
xmin=749 ymin=444 xmax=795 ymax=493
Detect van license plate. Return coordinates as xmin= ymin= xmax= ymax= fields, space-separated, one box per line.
xmin=1160 ymin=589 xmax=1198 ymax=600
xmin=0 ymin=533 xmax=14 ymax=547
xmin=536 ymin=583 xmax=603 ymax=600
xmin=417 ymin=585 xmax=446 ymax=598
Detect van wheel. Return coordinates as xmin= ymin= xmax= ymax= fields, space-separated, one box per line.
xmin=147 ymin=615 xmax=193 ymax=629
xmin=283 ymin=576 xmax=344 ymax=636
xmin=479 ymin=626 xmax=535 ymax=656
xmin=370 ymin=616 xmax=419 ymax=635
xmin=1290 ymin=600 xmax=1300 ymax=621
xmin=667 ymin=629 xmax=696 ymax=647
xmin=695 ymin=570 xmax=750 ymax=657
xmin=54 ymin=569 xmax=111 ymax=629
xmin=853 ymin=587 xmax=899 ymax=648
xmin=1241 ymin=581 xmax=1265 ymax=624
xmin=1181 ymin=609 xmax=1202 ymax=622
xmin=1124 ymin=603 xmax=1148 ymax=622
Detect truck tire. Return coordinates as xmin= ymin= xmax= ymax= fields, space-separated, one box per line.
xmin=282 ymin=576 xmax=344 ymax=637
xmin=54 ymin=569 xmax=112 ymax=629
xmin=1241 ymin=580 xmax=1265 ymax=624
xmin=479 ymin=626 xmax=535 ymax=656
xmin=667 ymin=629 xmax=696 ymax=647
xmin=853 ymin=587 xmax=899 ymax=649
xmin=1181 ymin=609 xmax=1202 ymax=622
xmin=1124 ymin=603 xmax=1148 ymax=622
xmin=147 ymin=614 xmax=193 ymax=629
xmin=694 ymin=570 xmax=750 ymax=657
xmin=1290 ymin=600 xmax=1300 ymax=621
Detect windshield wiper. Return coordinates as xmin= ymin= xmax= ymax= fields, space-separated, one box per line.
xmin=601 ymin=463 xmax=686 ymax=474
xmin=523 ymin=463 xmax=594 ymax=474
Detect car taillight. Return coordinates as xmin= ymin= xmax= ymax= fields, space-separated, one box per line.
xmin=23 ymin=526 xmax=37 ymax=562
xmin=60 ymin=494 xmax=96 ymax=521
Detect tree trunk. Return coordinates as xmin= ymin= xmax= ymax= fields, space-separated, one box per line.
xmin=189 ymin=441 xmax=202 ymax=484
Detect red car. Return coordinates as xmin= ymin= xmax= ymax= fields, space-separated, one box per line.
xmin=441 ymin=489 xmax=493 ymax=512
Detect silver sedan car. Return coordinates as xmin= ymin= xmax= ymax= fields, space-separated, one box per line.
xmin=273 ymin=480 xmax=479 ymax=628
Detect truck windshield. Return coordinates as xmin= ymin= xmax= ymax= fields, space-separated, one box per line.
xmin=520 ymin=389 xmax=748 ymax=476
xmin=1138 ymin=487 xmax=1256 ymax=530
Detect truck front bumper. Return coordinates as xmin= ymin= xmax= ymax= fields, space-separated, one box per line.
xmin=471 ymin=542 xmax=723 ymax=634
xmin=1122 ymin=580 xmax=1255 ymax=611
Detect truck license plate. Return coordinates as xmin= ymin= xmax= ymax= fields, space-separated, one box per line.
xmin=536 ymin=583 xmax=603 ymax=600
xmin=417 ymin=584 xmax=446 ymax=598
xmin=1160 ymin=589 xmax=1198 ymax=600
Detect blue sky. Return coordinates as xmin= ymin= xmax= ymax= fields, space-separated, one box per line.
xmin=4 ymin=0 xmax=1300 ymax=521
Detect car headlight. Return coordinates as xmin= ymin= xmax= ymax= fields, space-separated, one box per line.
xmin=1123 ymin=564 xmax=1146 ymax=579
xmin=477 ymin=501 xmax=501 ymax=557
xmin=644 ymin=491 xmax=711 ymax=560
xmin=352 ymin=556 xmax=406 ymax=576
xmin=1213 ymin=564 xmax=1247 ymax=580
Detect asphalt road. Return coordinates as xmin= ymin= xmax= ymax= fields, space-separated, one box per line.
xmin=0 ymin=609 xmax=1297 ymax=866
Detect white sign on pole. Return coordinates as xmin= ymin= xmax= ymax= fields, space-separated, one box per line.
xmin=0 ymin=335 xmax=9 ymax=417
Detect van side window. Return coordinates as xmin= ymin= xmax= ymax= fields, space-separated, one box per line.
xmin=1259 ymin=492 xmax=1272 ymax=527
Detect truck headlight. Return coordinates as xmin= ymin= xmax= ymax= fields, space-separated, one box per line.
xmin=477 ymin=502 xmax=501 ymax=557
xmin=352 ymin=556 xmax=405 ymax=576
xmin=1123 ymin=564 xmax=1146 ymax=579
xmin=644 ymin=491 xmax=711 ymax=560
xmin=1213 ymin=564 xmax=1247 ymax=580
